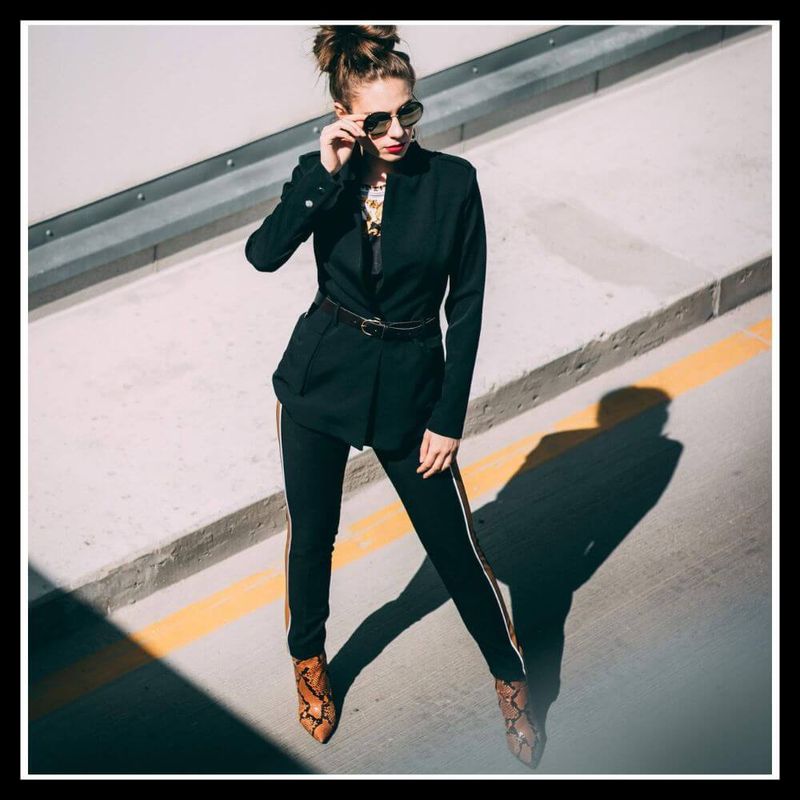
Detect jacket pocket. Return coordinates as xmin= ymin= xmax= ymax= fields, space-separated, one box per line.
xmin=412 ymin=330 xmax=445 ymax=386
xmin=274 ymin=307 xmax=334 ymax=395
xmin=414 ymin=331 xmax=443 ymax=352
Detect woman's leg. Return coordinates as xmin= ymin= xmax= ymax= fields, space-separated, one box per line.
xmin=275 ymin=399 xmax=351 ymax=660
xmin=373 ymin=441 xmax=527 ymax=682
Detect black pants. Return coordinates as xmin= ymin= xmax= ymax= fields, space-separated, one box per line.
xmin=275 ymin=398 xmax=527 ymax=681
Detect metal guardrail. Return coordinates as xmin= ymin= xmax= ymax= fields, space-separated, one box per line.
xmin=28 ymin=24 xmax=762 ymax=307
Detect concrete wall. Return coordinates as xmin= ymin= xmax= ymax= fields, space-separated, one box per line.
xmin=28 ymin=23 xmax=553 ymax=224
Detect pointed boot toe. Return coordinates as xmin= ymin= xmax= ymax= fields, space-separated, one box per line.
xmin=495 ymin=677 xmax=545 ymax=769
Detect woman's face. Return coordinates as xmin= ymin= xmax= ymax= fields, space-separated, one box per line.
xmin=336 ymin=78 xmax=414 ymax=162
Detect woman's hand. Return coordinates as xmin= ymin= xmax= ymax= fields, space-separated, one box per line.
xmin=417 ymin=429 xmax=460 ymax=478
xmin=320 ymin=114 xmax=369 ymax=176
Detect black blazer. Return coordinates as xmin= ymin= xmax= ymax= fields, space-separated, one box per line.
xmin=244 ymin=139 xmax=487 ymax=452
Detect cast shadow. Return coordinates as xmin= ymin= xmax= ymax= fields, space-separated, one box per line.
xmin=329 ymin=386 xmax=681 ymax=759
xmin=29 ymin=570 xmax=311 ymax=774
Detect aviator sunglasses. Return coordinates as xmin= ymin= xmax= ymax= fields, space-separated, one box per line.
xmin=357 ymin=95 xmax=425 ymax=137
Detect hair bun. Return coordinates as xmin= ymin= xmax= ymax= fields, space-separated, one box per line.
xmin=310 ymin=24 xmax=416 ymax=115
xmin=313 ymin=25 xmax=400 ymax=72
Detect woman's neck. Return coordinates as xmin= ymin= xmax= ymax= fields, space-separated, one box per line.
xmin=358 ymin=148 xmax=395 ymax=185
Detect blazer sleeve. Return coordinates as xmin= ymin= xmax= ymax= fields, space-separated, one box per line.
xmin=425 ymin=166 xmax=487 ymax=440
xmin=245 ymin=152 xmax=346 ymax=272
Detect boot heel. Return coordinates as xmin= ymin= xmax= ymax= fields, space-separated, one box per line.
xmin=292 ymin=651 xmax=337 ymax=743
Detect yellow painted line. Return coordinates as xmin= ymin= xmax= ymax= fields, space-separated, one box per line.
xmin=30 ymin=317 xmax=771 ymax=721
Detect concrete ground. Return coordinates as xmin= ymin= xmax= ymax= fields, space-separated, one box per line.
xmin=29 ymin=292 xmax=772 ymax=774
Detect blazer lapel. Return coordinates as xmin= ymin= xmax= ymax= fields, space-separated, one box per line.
xmin=322 ymin=147 xmax=366 ymax=294
xmin=330 ymin=140 xmax=428 ymax=302
xmin=377 ymin=141 xmax=428 ymax=300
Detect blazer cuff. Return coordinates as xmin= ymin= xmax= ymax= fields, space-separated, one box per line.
xmin=425 ymin=407 xmax=466 ymax=440
xmin=295 ymin=157 xmax=346 ymax=211
xmin=245 ymin=154 xmax=347 ymax=272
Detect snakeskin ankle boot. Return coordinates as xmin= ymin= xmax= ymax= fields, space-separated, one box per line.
xmin=495 ymin=678 xmax=545 ymax=769
xmin=292 ymin=651 xmax=337 ymax=743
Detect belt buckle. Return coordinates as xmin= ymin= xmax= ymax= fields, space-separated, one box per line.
xmin=360 ymin=317 xmax=385 ymax=338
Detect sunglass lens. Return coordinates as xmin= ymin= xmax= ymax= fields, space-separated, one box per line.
xmin=399 ymin=102 xmax=423 ymax=126
xmin=365 ymin=102 xmax=424 ymax=135
xmin=369 ymin=119 xmax=389 ymax=135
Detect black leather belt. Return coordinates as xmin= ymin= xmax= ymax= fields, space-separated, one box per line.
xmin=310 ymin=290 xmax=439 ymax=341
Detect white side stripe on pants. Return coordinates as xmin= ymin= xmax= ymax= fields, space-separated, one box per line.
xmin=448 ymin=459 xmax=527 ymax=677
xmin=275 ymin=399 xmax=293 ymax=655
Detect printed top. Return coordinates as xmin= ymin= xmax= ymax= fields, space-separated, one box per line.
xmin=359 ymin=183 xmax=385 ymax=296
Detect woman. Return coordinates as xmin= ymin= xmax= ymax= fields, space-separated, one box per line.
xmin=245 ymin=25 xmax=544 ymax=769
